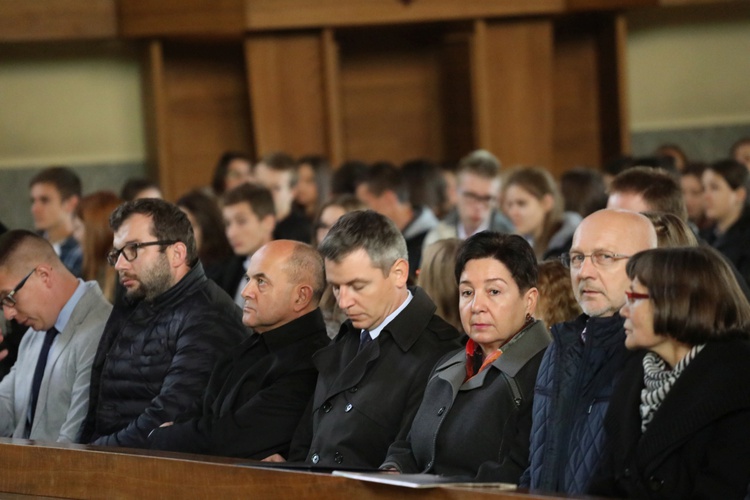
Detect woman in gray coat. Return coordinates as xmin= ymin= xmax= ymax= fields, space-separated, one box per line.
xmin=381 ymin=232 xmax=551 ymax=481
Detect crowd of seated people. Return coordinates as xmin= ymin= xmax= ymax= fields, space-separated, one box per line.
xmin=1 ymin=139 xmax=750 ymax=499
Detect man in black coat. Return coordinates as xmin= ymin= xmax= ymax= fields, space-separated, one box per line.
xmin=78 ymin=199 xmax=247 ymax=448
xmin=148 ymin=240 xmax=329 ymax=459
xmin=283 ymin=210 xmax=461 ymax=469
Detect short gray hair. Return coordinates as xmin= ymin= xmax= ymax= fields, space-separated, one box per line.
xmin=318 ymin=210 xmax=408 ymax=275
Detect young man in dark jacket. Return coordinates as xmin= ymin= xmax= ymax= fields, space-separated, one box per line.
xmin=520 ymin=209 xmax=657 ymax=494
xmin=148 ymin=240 xmax=329 ymax=459
xmin=78 ymin=199 xmax=247 ymax=448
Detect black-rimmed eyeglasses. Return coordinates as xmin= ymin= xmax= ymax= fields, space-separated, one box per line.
xmin=106 ymin=240 xmax=177 ymax=267
xmin=0 ymin=268 xmax=36 ymax=308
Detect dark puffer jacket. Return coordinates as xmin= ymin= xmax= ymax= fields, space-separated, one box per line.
xmin=520 ymin=313 xmax=635 ymax=494
xmin=78 ymin=263 xmax=247 ymax=448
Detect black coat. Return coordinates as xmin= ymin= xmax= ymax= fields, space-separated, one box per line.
xmin=79 ymin=263 xmax=247 ymax=448
xmin=382 ymin=320 xmax=551 ymax=481
xmin=148 ymin=309 xmax=329 ymax=459
xmin=290 ymin=287 xmax=462 ymax=469
xmin=589 ymin=339 xmax=750 ymax=499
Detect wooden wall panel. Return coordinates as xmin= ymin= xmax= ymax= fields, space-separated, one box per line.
xmin=472 ymin=19 xmax=555 ymax=169
xmin=337 ymin=28 xmax=448 ymax=164
xmin=0 ymin=0 xmax=117 ymax=42
xmin=245 ymin=32 xmax=329 ymax=158
xmin=119 ymin=0 xmax=245 ymax=38
xmin=244 ymin=0 xmax=563 ymax=31
xmin=553 ymin=27 xmax=603 ymax=172
xmin=440 ymin=31 xmax=476 ymax=163
xmin=552 ymin=14 xmax=629 ymax=173
xmin=146 ymin=41 xmax=253 ymax=200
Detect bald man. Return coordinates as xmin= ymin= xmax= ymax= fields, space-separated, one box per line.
xmin=148 ymin=240 xmax=329 ymax=459
xmin=520 ymin=210 xmax=657 ymax=494
xmin=0 ymin=230 xmax=111 ymax=442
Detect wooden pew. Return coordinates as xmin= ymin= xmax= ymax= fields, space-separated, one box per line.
xmin=0 ymin=438 xmax=572 ymax=499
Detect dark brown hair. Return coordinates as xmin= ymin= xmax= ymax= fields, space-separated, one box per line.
xmin=627 ymin=246 xmax=750 ymax=344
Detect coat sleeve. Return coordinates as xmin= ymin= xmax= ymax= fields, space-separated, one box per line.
xmin=91 ymin=313 xmax=242 ymax=448
xmin=208 ymin=366 xmax=319 ymax=459
xmin=691 ymin=409 xmax=750 ymax=499
xmin=380 ymin=434 xmax=419 ymax=473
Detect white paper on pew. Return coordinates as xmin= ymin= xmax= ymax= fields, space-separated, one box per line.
xmin=331 ymin=470 xmax=516 ymax=489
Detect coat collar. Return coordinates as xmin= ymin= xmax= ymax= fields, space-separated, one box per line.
xmin=313 ymin=286 xmax=438 ymax=398
xmin=435 ymin=320 xmax=551 ymax=395
xmin=244 ymin=308 xmax=326 ymax=354
xmin=637 ymin=339 xmax=750 ymax=465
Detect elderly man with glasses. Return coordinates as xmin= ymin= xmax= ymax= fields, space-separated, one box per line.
xmin=519 ymin=209 xmax=657 ymax=495
xmin=78 ymin=198 xmax=246 ymax=448
xmin=0 ymin=230 xmax=111 ymax=442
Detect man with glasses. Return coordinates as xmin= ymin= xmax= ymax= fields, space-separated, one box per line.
xmin=422 ymin=149 xmax=513 ymax=251
xmin=519 ymin=209 xmax=657 ymax=494
xmin=78 ymin=199 xmax=246 ymax=448
xmin=0 ymin=230 xmax=111 ymax=442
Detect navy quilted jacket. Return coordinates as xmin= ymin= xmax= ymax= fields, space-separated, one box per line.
xmin=519 ymin=313 xmax=635 ymax=494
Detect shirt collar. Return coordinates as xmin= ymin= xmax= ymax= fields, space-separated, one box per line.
xmin=54 ymin=279 xmax=86 ymax=333
xmin=363 ymin=289 xmax=413 ymax=340
xmin=457 ymin=217 xmax=490 ymax=240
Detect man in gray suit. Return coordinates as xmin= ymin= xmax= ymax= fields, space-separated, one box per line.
xmin=0 ymin=230 xmax=111 ymax=442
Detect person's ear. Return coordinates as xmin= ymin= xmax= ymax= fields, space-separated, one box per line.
xmin=33 ymin=265 xmax=54 ymax=290
xmin=389 ymin=258 xmax=409 ymax=288
xmin=293 ymin=284 xmax=313 ymax=312
xmin=542 ymin=194 xmax=555 ymax=213
xmin=525 ymin=287 xmax=539 ymax=317
xmin=62 ymin=195 xmax=79 ymax=216
xmin=170 ymin=242 xmax=188 ymax=268
xmin=261 ymin=215 xmax=276 ymax=237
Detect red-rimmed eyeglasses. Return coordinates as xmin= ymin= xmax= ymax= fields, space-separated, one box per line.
xmin=624 ymin=290 xmax=650 ymax=305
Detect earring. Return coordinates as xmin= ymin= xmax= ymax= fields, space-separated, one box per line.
xmin=525 ymin=313 xmax=533 ymax=323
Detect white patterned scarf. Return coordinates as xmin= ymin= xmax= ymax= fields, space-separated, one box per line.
xmin=640 ymin=344 xmax=706 ymax=433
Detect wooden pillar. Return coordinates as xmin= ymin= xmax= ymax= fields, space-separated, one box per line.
xmin=142 ymin=40 xmax=253 ymax=199
xmin=244 ymin=31 xmax=332 ymax=158
xmin=471 ymin=18 xmax=555 ymax=169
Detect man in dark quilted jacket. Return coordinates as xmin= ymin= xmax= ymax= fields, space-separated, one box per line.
xmin=519 ymin=209 xmax=656 ymax=494
xmin=78 ymin=199 xmax=246 ymax=447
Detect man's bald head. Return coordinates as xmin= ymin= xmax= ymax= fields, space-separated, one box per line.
xmin=278 ymin=240 xmax=326 ymax=304
xmin=570 ymin=209 xmax=657 ymax=317
xmin=241 ymin=240 xmax=325 ymax=333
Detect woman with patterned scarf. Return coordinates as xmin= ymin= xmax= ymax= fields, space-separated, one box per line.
xmin=590 ymin=246 xmax=750 ymax=499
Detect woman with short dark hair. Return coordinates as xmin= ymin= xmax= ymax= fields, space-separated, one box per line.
xmin=590 ymin=246 xmax=750 ymax=499
xmin=381 ymin=232 xmax=551 ymax=481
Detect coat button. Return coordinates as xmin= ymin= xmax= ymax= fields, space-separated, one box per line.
xmin=334 ymin=452 xmax=344 ymax=464
xmin=345 ymin=403 xmax=353 ymax=412
xmin=349 ymin=386 xmax=358 ymax=393
xmin=311 ymin=453 xmax=320 ymax=464
xmin=322 ymin=401 xmax=332 ymax=413
xmin=437 ymin=407 xmax=445 ymax=416
xmin=648 ymin=476 xmax=664 ymax=491
xmin=623 ymin=468 xmax=631 ymax=478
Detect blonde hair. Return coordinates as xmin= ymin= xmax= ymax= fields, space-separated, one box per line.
xmin=641 ymin=211 xmax=698 ymax=248
xmin=419 ymin=239 xmax=463 ymax=333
